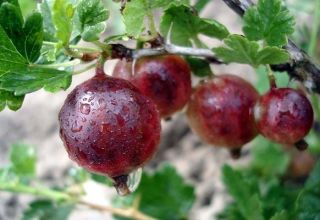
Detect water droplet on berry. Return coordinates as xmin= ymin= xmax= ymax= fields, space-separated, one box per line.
xmin=71 ymin=121 xmax=83 ymax=133
xmin=127 ymin=167 xmax=142 ymax=192
xmin=113 ymin=167 xmax=142 ymax=196
xmin=80 ymin=103 xmax=91 ymax=115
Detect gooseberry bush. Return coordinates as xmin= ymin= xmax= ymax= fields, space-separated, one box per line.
xmin=1 ymin=0 xmax=320 ymax=219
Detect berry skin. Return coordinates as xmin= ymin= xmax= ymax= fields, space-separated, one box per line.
xmin=255 ymin=88 xmax=313 ymax=145
xmin=113 ymin=55 xmax=192 ymax=118
xmin=58 ymin=73 xmax=161 ymax=179
xmin=186 ymin=75 xmax=259 ymax=152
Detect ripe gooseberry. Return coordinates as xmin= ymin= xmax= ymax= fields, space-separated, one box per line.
xmin=58 ymin=71 xmax=161 ymax=195
xmin=254 ymin=88 xmax=313 ymax=149
xmin=186 ymin=74 xmax=259 ymax=158
xmin=112 ymin=55 xmax=192 ymax=118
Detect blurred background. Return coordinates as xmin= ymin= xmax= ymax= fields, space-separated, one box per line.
xmin=0 ymin=0 xmax=319 ymax=219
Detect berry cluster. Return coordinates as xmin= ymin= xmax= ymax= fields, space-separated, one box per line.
xmin=58 ymin=55 xmax=314 ymax=194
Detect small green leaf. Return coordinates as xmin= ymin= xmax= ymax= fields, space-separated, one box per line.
xmin=0 ymin=67 xmax=72 ymax=95
xmin=194 ymin=0 xmax=210 ymax=12
xmin=52 ymin=0 xmax=75 ymax=45
xmin=213 ymin=35 xmax=289 ymax=66
xmin=10 ymin=143 xmax=36 ymax=177
xmin=122 ymin=0 xmax=189 ymax=38
xmin=222 ymin=165 xmax=264 ymax=220
xmin=76 ymin=0 xmax=109 ymax=41
xmin=23 ymin=12 xmax=44 ymax=62
xmin=113 ymin=164 xmax=195 ymax=220
xmin=104 ymin=34 xmax=129 ymax=43
xmin=243 ymin=0 xmax=295 ymax=47
xmin=0 ymin=89 xmax=24 ymax=111
xmin=160 ymin=4 xmax=229 ymax=46
xmin=185 ymin=56 xmax=212 ymax=77
xmin=22 ymin=200 xmax=74 ymax=220
xmin=270 ymin=210 xmax=289 ymax=220
xmin=122 ymin=0 xmax=146 ymax=38
xmin=40 ymin=0 xmax=57 ymax=41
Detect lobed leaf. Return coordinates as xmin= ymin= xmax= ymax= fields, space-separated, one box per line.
xmin=76 ymin=0 xmax=109 ymax=41
xmin=213 ymin=35 xmax=290 ymax=66
xmin=185 ymin=56 xmax=212 ymax=77
xmin=0 ymin=90 xmax=24 ymax=111
xmin=160 ymin=4 xmax=229 ymax=46
xmin=52 ymin=0 xmax=75 ymax=45
xmin=243 ymin=0 xmax=295 ymax=47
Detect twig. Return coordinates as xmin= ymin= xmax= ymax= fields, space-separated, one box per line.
xmin=221 ymin=0 xmax=320 ymax=93
xmin=110 ymin=44 xmax=222 ymax=64
xmin=78 ymin=199 xmax=157 ymax=220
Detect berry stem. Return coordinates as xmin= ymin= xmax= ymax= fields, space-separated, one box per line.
xmin=95 ymin=56 xmax=107 ymax=77
xmin=43 ymin=41 xmax=102 ymax=53
xmin=73 ymin=63 xmax=96 ymax=75
xmin=266 ymin=65 xmax=277 ymax=89
xmin=31 ymin=59 xmax=82 ymax=68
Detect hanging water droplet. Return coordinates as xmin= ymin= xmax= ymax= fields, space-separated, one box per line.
xmin=71 ymin=121 xmax=83 ymax=133
xmin=112 ymin=167 xmax=142 ymax=196
xmin=127 ymin=167 xmax=142 ymax=193
xmin=80 ymin=103 xmax=91 ymax=115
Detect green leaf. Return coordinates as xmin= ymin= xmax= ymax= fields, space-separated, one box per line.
xmin=250 ymin=136 xmax=290 ymax=177
xmin=23 ymin=12 xmax=44 ymax=62
xmin=160 ymin=4 xmax=229 ymax=46
xmin=122 ymin=0 xmax=146 ymax=38
xmin=10 ymin=143 xmax=36 ymax=177
xmin=0 ymin=25 xmax=27 ymax=75
xmin=222 ymin=165 xmax=264 ymax=220
xmin=22 ymin=200 xmax=74 ymax=220
xmin=113 ymin=164 xmax=195 ymax=220
xmin=194 ymin=0 xmax=210 ymax=12
xmin=296 ymin=161 xmax=320 ymax=220
xmin=270 ymin=210 xmax=289 ymax=220
xmin=68 ymin=168 xmax=90 ymax=183
xmin=213 ymin=35 xmax=290 ymax=66
xmin=40 ymin=0 xmax=56 ymax=41
xmin=0 ymin=67 xmax=72 ymax=95
xmin=76 ymin=0 xmax=109 ymax=41
xmin=52 ymin=0 xmax=75 ymax=45
xmin=0 ymin=2 xmax=25 ymax=55
xmin=185 ymin=56 xmax=212 ymax=77
xmin=122 ymin=0 xmax=189 ymax=38
xmin=0 ymin=89 xmax=24 ymax=111
xmin=243 ymin=0 xmax=295 ymax=47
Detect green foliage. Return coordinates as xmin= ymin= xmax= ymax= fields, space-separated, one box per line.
xmin=296 ymin=161 xmax=320 ymax=220
xmin=52 ymin=0 xmax=75 ymax=45
xmin=113 ymin=164 xmax=195 ymax=220
xmin=0 ymin=1 xmax=43 ymax=63
xmin=250 ymin=136 xmax=290 ymax=177
xmin=213 ymin=35 xmax=290 ymax=66
xmin=75 ymin=0 xmax=109 ymax=41
xmin=40 ymin=0 xmax=56 ymax=42
xmin=160 ymin=4 xmax=229 ymax=46
xmin=185 ymin=56 xmax=212 ymax=77
xmin=243 ymin=0 xmax=295 ymax=47
xmin=122 ymin=0 xmax=188 ymax=37
xmin=23 ymin=200 xmax=74 ymax=220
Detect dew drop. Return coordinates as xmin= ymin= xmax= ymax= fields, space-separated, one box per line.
xmin=81 ymin=117 xmax=87 ymax=122
xmin=112 ymin=168 xmax=142 ymax=196
xmin=71 ymin=121 xmax=83 ymax=133
xmin=89 ymin=120 xmax=96 ymax=126
xmin=80 ymin=103 xmax=91 ymax=115
xmin=98 ymin=98 xmax=106 ymax=108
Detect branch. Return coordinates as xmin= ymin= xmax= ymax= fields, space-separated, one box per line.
xmin=222 ymin=0 xmax=320 ymax=93
xmin=110 ymin=44 xmax=222 ymax=64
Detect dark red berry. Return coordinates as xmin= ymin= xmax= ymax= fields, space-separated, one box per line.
xmin=112 ymin=55 xmax=192 ymax=118
xmin=255 ymin=88 xmax=313 ymax=145
xmin=186 ymin=75 xmax=259 ymax=150
xmin=58 ymin=73 xmax=161 ymax=179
